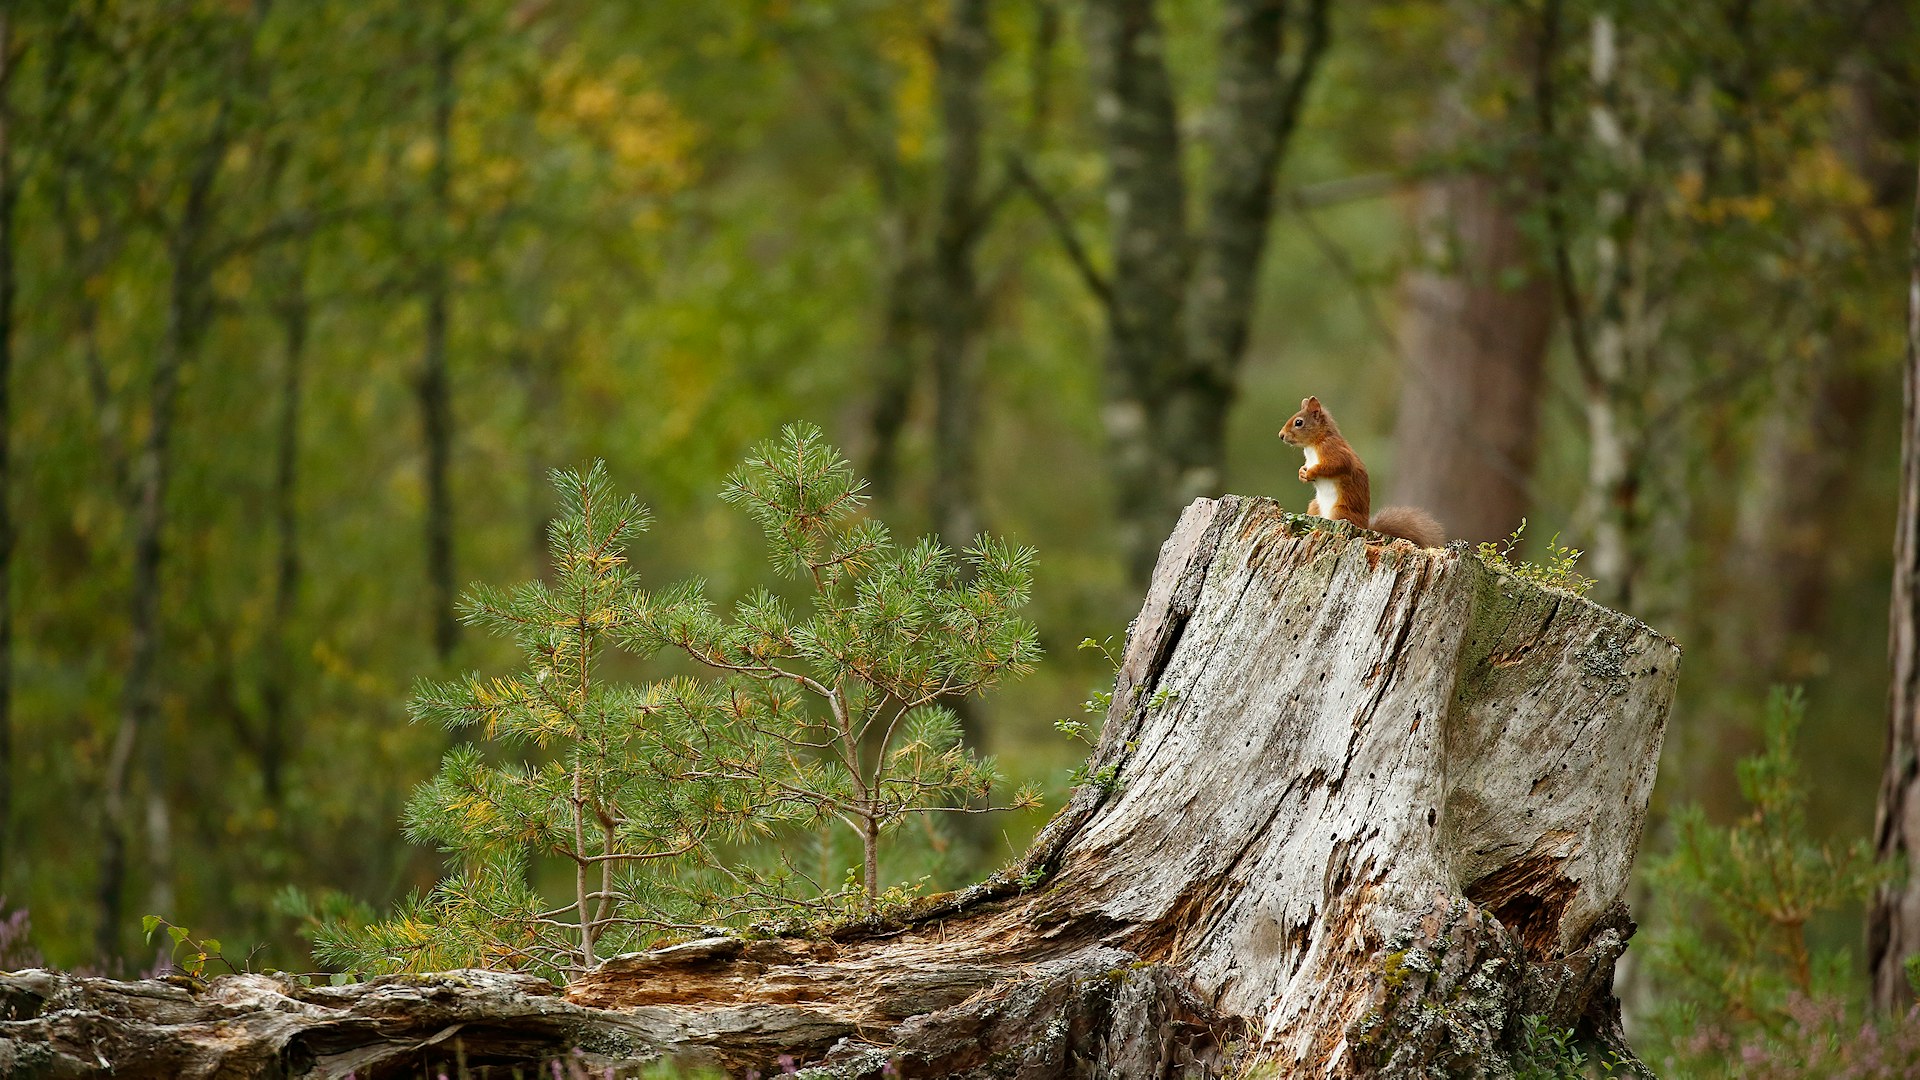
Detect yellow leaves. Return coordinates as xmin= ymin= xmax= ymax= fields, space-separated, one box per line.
xmin=878 ymin=16 xmax=934 ymax=163
xmin=403 ymin=137 xmax=437 ymax=175
xmin=1782 ymin=145 xmax=1871 ymax=213
xmin=452 ymin=790 xmax=499 ymax=832
xmin=1674 ymin=172 xmax=1775 ymax=227
xmin=570 ymin=79 xmax=620 ymax=126
xmin=534 ymin=52 xmax=699 ymax=202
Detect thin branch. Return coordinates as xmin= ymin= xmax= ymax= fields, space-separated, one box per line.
xmin=1004 ymin=151 xmax=1112 ymax=308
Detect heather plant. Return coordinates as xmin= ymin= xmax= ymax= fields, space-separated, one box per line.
xmin=0 ymin=900 xmax=39 ymax=971
xmin=316 ymin=426 xmax=1040 ymax=982
xmin=1644 ymin=686 xmax=1903 ymax=1074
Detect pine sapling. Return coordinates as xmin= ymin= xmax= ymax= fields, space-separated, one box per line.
xmin=628 ymin=422 xmax=1043 ymax=905
xmin=315 ymin=463 xmax=774 ymax=980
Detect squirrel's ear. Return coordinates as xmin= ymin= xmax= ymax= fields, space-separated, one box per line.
xmin=1303 ymin=395 xmax=1321 ymax=410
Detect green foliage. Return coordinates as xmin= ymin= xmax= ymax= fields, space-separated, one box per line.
xmin=1055 ymin=636 xmax=1165 ymax=793
xmin=319 ymin=432 xmax=1042 ymax=981
xmin=646 ymin=423 xmax=1045 ymax=901
xmin=142 ymin=915 xmax=255 ymax=979
xmin=1510 ymin=1016 xmax=1634 ymax=1079
xmin=1475 ymin=520 xmax=1596 ymax=597
xmin=1644 ymin=687 xmax=1899 ymax=1063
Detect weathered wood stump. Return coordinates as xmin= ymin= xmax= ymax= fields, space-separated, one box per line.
xmin=0 ymin=496 xmax=1677 ymax=1078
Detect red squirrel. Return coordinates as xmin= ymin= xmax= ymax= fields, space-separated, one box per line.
xmin=1279 ymin=396 xmax=1446 ymax=549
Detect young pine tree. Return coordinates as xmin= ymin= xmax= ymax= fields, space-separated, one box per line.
xmin=318 ymin=426 xmax=1041 ymax=982
xmin=315 ymin=463 xmax=772 ymax=980
xmin=634 ymin=422 xmax=1042 ymax=902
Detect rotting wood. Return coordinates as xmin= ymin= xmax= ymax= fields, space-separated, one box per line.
xmin=1 ymin=496 xmax=1676 ymax=1078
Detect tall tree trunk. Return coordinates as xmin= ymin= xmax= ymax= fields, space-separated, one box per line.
xmin=508 ymin=345 xmax=557 ymax=574
xmin=1574 ymin=12 xmax=1655 ymax=613
xmin=0 ymin=10 xmax=14 ymax=881
xmin=1084 ymin=0 xmax=1193 ymax=585
xmin=1869 ymin=155 xmax=1920 ymax=1013
xmin=1085 ymin=0 xmax=1329 ymax=585
xmin=1395 ymin=173 xmax=1552 ymax=543
xmin=927 ymin=0 xmax=992 ymax=552
xmin=1537 ymin=6 xmax=1654 ymax=615
xmin=418 ymin=2 xmax=459 ymax=663
xmin=1392 ymin=4 xmax=1552 ymax=545
xmin=1723 ymin=349 xmax=1872 ymax=685
xmin=95 ymin=103 xmax=230 ymax=959
xmin=1171 ymin=0 xmax=1328 ymax=508
xmin=260 ymin=257 xmax=308 ymax=805
xmin=865 ymin=218 xmax=921 ymax=502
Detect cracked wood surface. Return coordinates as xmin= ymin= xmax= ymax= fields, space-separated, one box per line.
xmin=0 ymin=496 xmax=1676 ymax=1078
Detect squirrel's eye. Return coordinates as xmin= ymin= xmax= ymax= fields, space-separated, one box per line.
xmin=1292 ymin=418 xmax=1304 ymax=427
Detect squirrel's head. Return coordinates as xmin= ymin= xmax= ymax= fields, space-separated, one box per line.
xmin=1280 ymin=396 xmax=1336 ymax=446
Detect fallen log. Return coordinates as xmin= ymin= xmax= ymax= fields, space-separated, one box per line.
xmin=1 ymin=496 xmax=1677 ymax=1078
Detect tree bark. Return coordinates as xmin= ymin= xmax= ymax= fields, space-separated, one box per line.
xmin=927 ymin=0 xmax=992 ymax=553
xmin=418 ymin=0 xmax=459 ymax=663
xmin=1393 ymin=2 xmax=1553 ymax=545
xmin=1869 ymin=155 xmax=1920 ymax=1014
xmin=1395 ymin=170 xmax=1552 ymax=544
xmin=1086 ymin=0 xmax=1330 ymax=585
xmin=260 ymin=254 xmax=308 ymax=805
xmin=8 ymin=497 xmax=1676 ymax=1077
xmin=94 ymin=91 xmax=235 ymax=962
xmin=0 ymin=9 xmax=15 ymax=882
xmin=1084 ymin=0 xmax=1195 ymax=585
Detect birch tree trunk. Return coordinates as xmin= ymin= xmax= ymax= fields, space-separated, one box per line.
xmin=4 ymin=497 xmax=1675 ymax=1078
xmin=1869 ymin=155 xmax=1920 ymax=1014
xmin=1084 ymin=0 xmax=1330 ymax=586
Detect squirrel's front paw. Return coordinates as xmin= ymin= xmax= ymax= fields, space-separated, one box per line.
xmin=1297 ymin=466 xmax=1313 ymax=482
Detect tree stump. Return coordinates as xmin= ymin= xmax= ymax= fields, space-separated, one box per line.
xmin=0 ymin=496 xmax=1677 ymax=1078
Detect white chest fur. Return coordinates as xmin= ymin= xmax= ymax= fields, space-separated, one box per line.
xmin=1302 ymin=447 xmax=1340 ymax=517
xmin=1314 ymin=478 xmax=1340 ymax=516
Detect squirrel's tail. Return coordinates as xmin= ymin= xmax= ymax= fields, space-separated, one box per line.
xmin=1369 ymin=506 xmax=1447 ymax=549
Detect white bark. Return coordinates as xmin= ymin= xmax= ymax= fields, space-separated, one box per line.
xmin=1 ymin=497 xmax=1676 ymax=1078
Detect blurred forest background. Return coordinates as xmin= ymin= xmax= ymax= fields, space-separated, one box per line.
xmin=3 ymin=0 xmax=1919 ymax=1059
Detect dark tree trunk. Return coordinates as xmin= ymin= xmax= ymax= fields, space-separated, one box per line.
xmin=1869 ymin=156 xmax=1920 ymax=1013
xmin=1084 ymin=0 xmax=1193 ymax=585
xmin=418 ymin=3 xmax=459 ymax=663
xmin=1085 ymin=0 xmax=1330 ymax=585
xmin=260 ymin=256 xmax=308 ymax=805
xmin=927 ymin=0 xmax=991 ymax=552
xmin=865 ymin=218 xmax=921 ymax=501
xmin=0 ymin=9 xmax=14 ymax=880
xmin=9 ymin=499 xmax=1676 ymax=1078
xmin=1172 ymin=0 xmax=1328 ymax=507
xmin=95 ymin=114 xmax=228 ymax=962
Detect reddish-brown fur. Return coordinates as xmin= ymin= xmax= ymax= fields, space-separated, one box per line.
xmin=1279 ymin=396 xmax=1447 ymax=548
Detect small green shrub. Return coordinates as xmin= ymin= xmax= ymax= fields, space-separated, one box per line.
xmin=1476 ymin=519 xmax=1596 ymax=596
